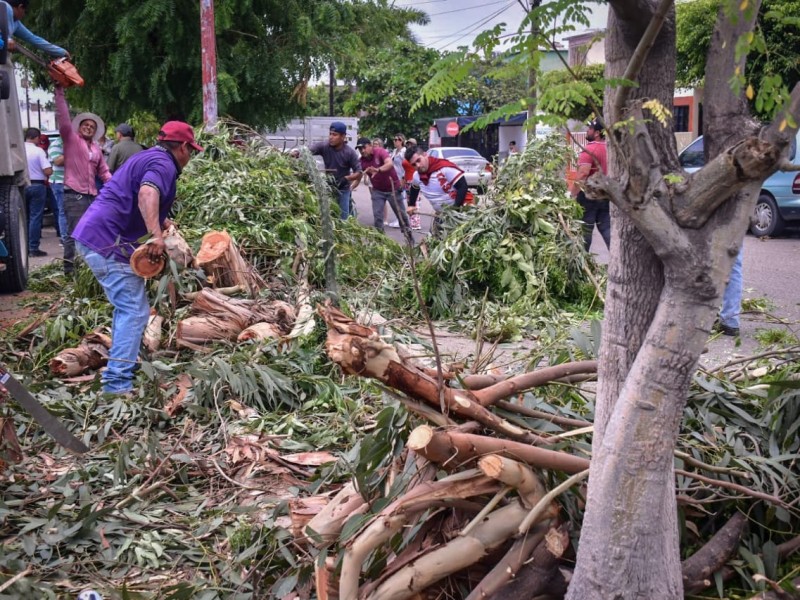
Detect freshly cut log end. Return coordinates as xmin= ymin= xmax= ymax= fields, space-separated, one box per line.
xmin=196 ymin=230 xmax=265 ymax=296
xmin=195 ymin=230 xmax=233 ymax=264
xmin=130 ymin=244 xmax=166 ymax=278
xmin=49 ymin=350 xmax=89 ymax=377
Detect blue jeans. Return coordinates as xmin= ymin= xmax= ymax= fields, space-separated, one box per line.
xmin=77 ymin=243 xmax=150 ymax=393
xmin=720 ymin=247 xmax=743 ymax=329
xmin=25 ymin=183 xmax=47 ymax=252
xmin=52 ymin=183 xmax=67 ymax=242
xmin=337 ymin=188 xmax=355 ymax=220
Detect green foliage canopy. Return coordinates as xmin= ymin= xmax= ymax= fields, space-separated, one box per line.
xmin=676 ymin=0 xmax=800 ymax=118
xmin=26 ymin=0 xmax=426 ymax=126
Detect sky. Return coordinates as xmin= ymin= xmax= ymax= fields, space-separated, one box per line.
xmin=391 ymin=0 xmax=609 ymax=52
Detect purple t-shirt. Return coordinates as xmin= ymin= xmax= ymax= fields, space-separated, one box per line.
xmin=73 ymin=146 xmax=181 ymax=263
xmin=360 ymin=147 xmax=401 ymax=192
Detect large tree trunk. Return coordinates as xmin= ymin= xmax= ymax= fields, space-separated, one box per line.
xmin=566 ymin=1 xmax=797 ymax=598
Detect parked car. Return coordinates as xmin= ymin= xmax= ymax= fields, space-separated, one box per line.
xmin=427 ymin=147 xmax=493 ymax=190
xmin=679 ymin=133 xmax=800 ymax=236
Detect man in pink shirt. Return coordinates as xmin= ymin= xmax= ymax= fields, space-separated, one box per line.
xmin=572 ymin=119 xmax=610 ymax=252
xmin=54 ymin=84 xmax=112 ymax=275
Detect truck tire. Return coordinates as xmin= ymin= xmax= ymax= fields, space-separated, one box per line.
xmin=0 ymin=183 xmax=29 ymax=293
xmin=0 ymin=70 xmax=10 ymax=100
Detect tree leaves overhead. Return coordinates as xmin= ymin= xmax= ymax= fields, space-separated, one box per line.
xmin=676 ymin=0 xmax=800 ymax=119
xmin=26 ymin=0 xmax=426 ymax=126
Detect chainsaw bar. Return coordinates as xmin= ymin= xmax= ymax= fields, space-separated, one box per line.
xmin=0 ymin=364 xmax=89 ymax=454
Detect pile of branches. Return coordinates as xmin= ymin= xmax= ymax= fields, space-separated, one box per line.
xmin=266 ymin=304 xmax=799 ymax=600
xmin=386 ymin=135 xmax=603 ymax=340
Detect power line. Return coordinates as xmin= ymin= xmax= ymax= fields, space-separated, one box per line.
xmin=426 ymin=0 xmax=510 ymax=17
xmin=433 ymin=1 xmax=518 ymax=52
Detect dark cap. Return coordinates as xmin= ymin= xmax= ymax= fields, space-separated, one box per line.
xmin=587 ymin=118 xmax=604 ymax=133
xmin=157 ymin=121 xmax=203 ymax=152
xmin=330 ymin=121 xmax=347 ymax=134
xmin=115 ymin=123 xmax=135 ymax=138
xmin=356 ymin=137 xmax=372 ymax=149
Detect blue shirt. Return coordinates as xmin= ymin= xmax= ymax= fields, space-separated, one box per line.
xmin=1 ymin=2 xmax=67 ymax=57
xmin=73 ymin=146 xmax=181 ymax=263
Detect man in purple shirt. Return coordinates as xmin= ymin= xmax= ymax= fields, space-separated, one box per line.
xmin=355 ymin=137 xmax=410 ymax=234
xmin=73 ymin=122 xmax=202 ymax=395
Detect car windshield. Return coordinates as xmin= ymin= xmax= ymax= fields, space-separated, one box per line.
xmin=440 ymin=148 xmax=481 ymax=159
xmin=680 ymin=137 xmax=704 ymax=168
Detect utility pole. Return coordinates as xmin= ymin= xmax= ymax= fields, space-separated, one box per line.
xmin=200 ymin=0 xmax=218 ymax=131
xmin=328 ymin=63 xmax=335 ymax=116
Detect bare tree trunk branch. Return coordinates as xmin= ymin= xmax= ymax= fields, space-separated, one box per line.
xmin=612 ymin=0 xmax=674 ymax=123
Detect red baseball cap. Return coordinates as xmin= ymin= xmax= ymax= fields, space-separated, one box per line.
xmin=157 ymin=121 xmax=203 ymax=152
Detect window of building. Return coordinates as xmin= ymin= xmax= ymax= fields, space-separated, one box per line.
xmin=673 ymin=105 xmax=690 ymax=132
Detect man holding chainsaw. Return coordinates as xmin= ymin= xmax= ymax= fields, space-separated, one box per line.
xmin=1 ymin=0 xmax=67 ymax=57
xmin=54 ymin=83 xmax=112 ymax=275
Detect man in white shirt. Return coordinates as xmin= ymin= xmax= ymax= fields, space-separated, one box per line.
xmin=24 ymin=127 xmax=53 ymax=257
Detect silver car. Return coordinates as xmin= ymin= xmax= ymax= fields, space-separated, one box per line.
xmin=427 ymin=147 xmax=493 ymax=190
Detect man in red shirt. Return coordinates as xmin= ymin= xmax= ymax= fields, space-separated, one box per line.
xmin=356 ymin=137 xmax=409 ymax=234
xmin=572 ymin=119 xmax=610 ymax=251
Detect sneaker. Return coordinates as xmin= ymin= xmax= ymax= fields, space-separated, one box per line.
xmin=713 ymin=321 xmax=740 ymax=337
xmin=388 ymin=220 xmax=400 ymax=228
xmin=29 ymin=249 xmax=48 ymax=257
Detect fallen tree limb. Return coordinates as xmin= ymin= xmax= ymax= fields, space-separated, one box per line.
xmin=320 ymin=304 xmax=550 ymax=444
xmin=471 ymin=361 xmax=598 ymax=407
xmin=484 ymin=523 xmax=571 ymax=600
xmin=143 ymin=311 xmax=163 ymax=353
xmin=339 ymin=471 xmax=499 ymax=600
xmin=495 ymin=400 xmax=593 ymax=429
xmin=407 ymin=425 xmax=590 ymax=474
xmin=367 ymin=500 xmax=533 ymax=600
xmin=676 ymin=469 xmax=788 ymax=507
xmin=304 ymin=482 xmax=369 ymax=548
xmin=49 ymin=331 xmax=112 ymax=377
xmin=465 ymin=521 xmax=550 ymax=600
xmin=182 ymin=284 xmax=247 ymax=301
xmin=682 ymin=511 xmax=747 ymax=594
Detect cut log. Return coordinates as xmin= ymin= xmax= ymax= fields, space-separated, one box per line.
xmin=483 ymin=523 xmax=571 ymax=600
xmin=251 ymin=300 xmax=296 ymax=335
xmin=143 ymin=311 xmax=163 ymax=353
xmin=407 ymin=425 xmax=590 ymax=475
xmin=49 ymin=331 xmax=112 ymax=377
xmin=130 ymin=243 xmax=166 ymax=278
xmin=478 ymin=455 xmax=547 ymax=508
xmin=176 ymin=315 xmax=243 ymax=345
xmin=195 ymin=230 xmax=265 ymax=296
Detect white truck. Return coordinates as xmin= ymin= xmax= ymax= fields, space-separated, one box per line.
xmin=0 ymin=9 xmax=30 ymax=293
xmin=262 ymin=117 xmax=359 ymax=151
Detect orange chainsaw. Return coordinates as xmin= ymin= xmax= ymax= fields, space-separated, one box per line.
xmin=14 ymin=43 xmax=84 ymax=87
